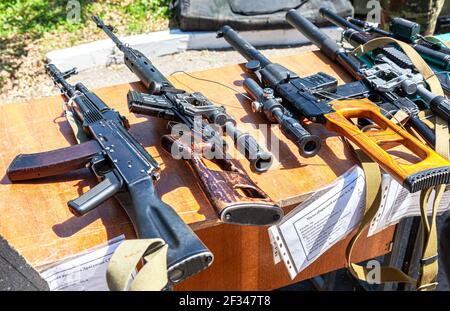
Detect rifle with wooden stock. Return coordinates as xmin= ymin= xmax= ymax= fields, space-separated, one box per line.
xmin=7 ymin=64 xmax=213 ymax=285
xmin=315 ymin=7 xmax=450 ymax=128
xmin=93 ymin=16 xmax=283 ymax=226
xmin=217 ymin=24 xmax=450 ymax=193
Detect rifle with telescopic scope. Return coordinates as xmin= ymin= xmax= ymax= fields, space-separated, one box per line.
xmin=347 ymin=15 xmax=450 ymax=71
xmin=287 ymin=8 xmax=450 ymax=147
xmin=93 ymin=16 xmax=283 ymax=226
xmin=325 ymin=7 xmax=450 ymax=94
xmin=217 ymin=24 xmax=450 ymax=193
xmin=315 ymin=7 xmax=450 ymax=129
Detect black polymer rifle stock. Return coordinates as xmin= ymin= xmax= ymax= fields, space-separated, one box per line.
xmin=7 ymin=64 xmax=213 ymax=285
xmin=314 ymin=7 xmax=450 ymax=132
xmin=93 ymin=16 xmax=283 ymax=226
xmin=217 ymin=25 xmax=450 ymax=193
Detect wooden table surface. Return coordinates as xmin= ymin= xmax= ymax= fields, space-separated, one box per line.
xmin=0 ymin=51 xmax=394 ymax=290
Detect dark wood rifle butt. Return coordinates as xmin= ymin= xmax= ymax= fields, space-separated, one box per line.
xmin=160 ymin=134 xmax=283 ymax=226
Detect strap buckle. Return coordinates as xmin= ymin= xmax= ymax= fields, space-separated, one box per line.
xmin=420 ymin=253 xmax=438 ymax=266
xmin=417 ymin=281 xmax=438 ymax=291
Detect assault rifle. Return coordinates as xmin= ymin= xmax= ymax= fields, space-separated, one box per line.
xmin=7 ymin=64 xmax=213 ymax=285
xmin=287 ymin=9 xmax=450 ymax=146
xmin=318 ymin=7 xmax=450 ymax=106
xmin=93 ymin=16 xmax=271 ymax=171
xmin=217 ymin=25 xmax=450 ymax=193
xmin=94 ymin=16 xmax=283 ymax=226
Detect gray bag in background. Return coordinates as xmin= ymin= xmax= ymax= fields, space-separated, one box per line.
xmin=172 ymin=0 xmax=354 ymax=31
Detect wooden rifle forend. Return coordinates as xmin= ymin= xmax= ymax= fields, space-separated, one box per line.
xmin=160 ymin=134 xmax=283 ymax=225
xmin=325 ymin=99 xmax=450 ymax=192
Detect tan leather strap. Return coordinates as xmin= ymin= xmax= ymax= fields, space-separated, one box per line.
xmin=345 ymin=124 xmax=444 ymax=289
xmin=64 ymin=109 xmax=89 ymax=144
xmin=348 ymin=37 xmax=449 ymax=290
xmin=346 ymin=146 xmax=416 ymax=284
xmin=107 ymin=239 xmax=168 ymax=291
xmin=415 ymin=187 xmax=441 ymax=291
xmin=416 ymin=117 xmax=449 ymax=290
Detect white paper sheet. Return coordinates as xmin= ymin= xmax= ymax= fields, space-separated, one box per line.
xmin=268 ymin=165 xmax=366 ymax=279
xmin=268 ymin=164 xmax=450 ymax=279
xmin=39 ymin=236 xmax=125 ymax=291
xmin=368 ymin=175 xmax=450 ymax=236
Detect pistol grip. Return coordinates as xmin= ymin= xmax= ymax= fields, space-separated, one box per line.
xmin=325 ymin=99 xmax=450 ymax=192
xmin=68 ymin=171 xmax=123 ymax=216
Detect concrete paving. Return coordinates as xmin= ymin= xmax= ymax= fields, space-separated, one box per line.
xmin=0 ymin=45 xmax=317 ymax=105
xmin=73 ymin=45 xmax=318 ymax=90
xmin=46 ymin=27 xmax=340 ymax=72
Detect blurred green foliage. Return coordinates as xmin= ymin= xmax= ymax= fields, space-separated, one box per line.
xmin=0 ymin=0 xmax=172 ymax=91
xmin=0 ymin=0 xmax=171 ymax=38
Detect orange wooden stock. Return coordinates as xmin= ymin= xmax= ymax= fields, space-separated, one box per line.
xmin=325 ymin=98 xmax=450 ymax=192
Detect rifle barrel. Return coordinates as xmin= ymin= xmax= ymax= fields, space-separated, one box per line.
xmin=319 ymin=7 xmax=361 ymax=31
xmin=286 ymin=9 xmax=341 ymax=61
xmin=92 ymin=15 xmax=126 ymax=51
xmin=217 ymin=25 xmax=271 ymax=67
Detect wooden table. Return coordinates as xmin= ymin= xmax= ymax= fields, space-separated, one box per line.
xmin=0 ymin=51 xmax=394 ymax=290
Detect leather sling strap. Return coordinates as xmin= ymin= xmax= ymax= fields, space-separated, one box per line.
xmin=106 ymin=239 xmax=168 ymax=291
xmin=347 ymin=146 xmax=415 ymax=284
xmin=347 ymin=125 xmax=447 ymax=290
xmin=348 ymin=140 xmax=446 ymax=288
xmin=64 ymin=98 xmax=89 ymax=144
xmin=64 ymin=101 xmax=169 ymax=291
xmin=417 ymin=117 xmax=448 ymax=290
xmin=347 ymin=37 xmax=449 ymax=290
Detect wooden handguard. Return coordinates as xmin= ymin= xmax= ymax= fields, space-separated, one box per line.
xmin=325 ymin=98 xmax=450 ymax=192
xmin=160 ymin=135 xmax=283 ymax=225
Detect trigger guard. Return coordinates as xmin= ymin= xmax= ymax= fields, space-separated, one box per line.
xmin=89 ymin=154 xmax=109 ymax=180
